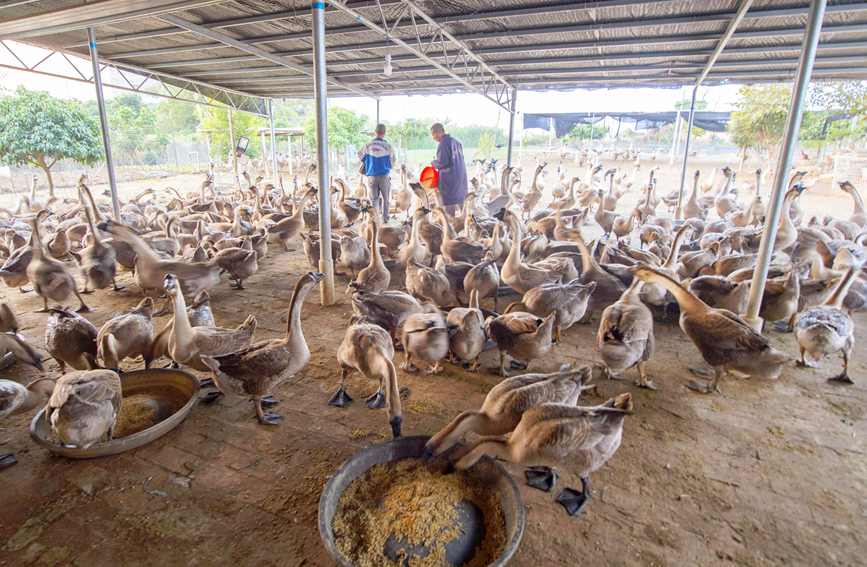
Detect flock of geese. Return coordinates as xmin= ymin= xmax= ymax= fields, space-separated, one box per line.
xmin=0 ymin=154 xmax=863 ymax=516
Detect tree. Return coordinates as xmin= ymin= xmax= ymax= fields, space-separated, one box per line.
xmin=199 ymin=106 xmax=267 ymax=161
xmin=0 ymin=86 xmax=103 ymax=198
xmin=109 ymin=105 xmax=169 ymax=166
xmin=390 ymin=118 xmax=430 ymax=150
xmin=727 ymin=84 xmax=792 ymax=167
xmin=155 ymin=98 xmax=200 ymax=136
xmin=567 ymin=123 xmax=610 ymax=140
xmin=810 ymin=81 xmax=867 ymax=116
xmin=302 ymin=107 xmax=369 ymax=161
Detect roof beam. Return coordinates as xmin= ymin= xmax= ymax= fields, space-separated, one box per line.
xmin=696 ymin=0 xmax=756 ymax=86
xmin=324 ymin=0 xmax=513 ymax=111
xmin=0 ymin=0 xmax=224 ymax=41
xmin=156 ymin=13 xmax=376 ymax=99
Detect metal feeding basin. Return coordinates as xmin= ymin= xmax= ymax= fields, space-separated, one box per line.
xmin=319 ymin=436 xmax=524 ymax=567
xmin=29 ymin=368 xmax=200 ymax=459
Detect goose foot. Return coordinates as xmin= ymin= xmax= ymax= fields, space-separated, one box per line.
xmin=230 ymin=281 xmax=246 ymax=290
xmin=401 ymin=362 xmax=419 ymax=372
xmin=162 ymin=361 xmax=180 ymax=370
xmin=525 ymin=466 xmax=558 ymax=492
xmin=198 ymin=378 xmax=216 ymax=389
xmin=635 ymin=379 xmax=657 ymax=390
xmin=112 ymin=282 xmax=125 ymax=292
xmin=199 ymin=391 xmax=224 ymax=405
xmin=80 ymin=289 xmax=95 ymax=295
xmin=689 ymin=367 xmax=712 ymax=379
xmin=463 ymin=356 xmax=481 ymax=372
xmin=328 ymin=385 xmax=353 ymax=407
xmin=76 ymin=305 xmax=90 ymax=313
xmin=557 ymin=477 xmax=590 ymax=515
xmin=510 ymin=360 xmax=528 ymax=371
xmin=389 ymin=416 xmax=403 ymax=438
xmin=257 ymin=411 xmax=282 ymax=426
xmin=0 ymin=453 xmax=17 ymax=469
xmin=425 ymin=361 xmax=443 ymax=374
xmin=796 ymin=359 xmax=820 ymax=369
xmin=686 ymin=380 xmax=721 ymax=394
xmin=828 ymin=372 xmax=854 ymax=384
xmin=260 ymin=396 xmax=278 ymax=408
xmin=365 ymin=391 xmax=386 ymax=409
xmin=393 ymin=339 xmax=404 ymax=352
xmin=772 ymin=321 xmax=793 ymax=333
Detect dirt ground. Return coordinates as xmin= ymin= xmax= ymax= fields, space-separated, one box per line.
xmin=0 ymin=153 xmax=865 ymax=567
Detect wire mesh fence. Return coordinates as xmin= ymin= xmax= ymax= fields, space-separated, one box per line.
xmin=832 ymin=149 xmax=867 ymax=185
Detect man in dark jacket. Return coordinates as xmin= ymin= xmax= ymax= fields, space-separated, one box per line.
xmin=430 ymin=123 xmax=467 ymax=216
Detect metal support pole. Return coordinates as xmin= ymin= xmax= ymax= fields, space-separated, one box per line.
xmin=228 ymin=109 xmax=239 ymax=189
xmin=674 ymin=87 xmax=697 ymax=220
xmin=744 ymin=0 xmax=826 ymax=330
xmin=269 ymin=99 xmax=278 ymax=179
xmin=376 ymin=99 xmax=380 ymax=125
xmin=313 ymin=1 xmax=334 ymax=305
xmin=87 ymin=27 xmax=121 ymax=222
xmin=589 ymin=112 xmax=595 ymax=151
xmin=506 ymin=89 xmax=517 ymax=167
xmin=260 ymin=130 xmax=268 ymax=179
xmin=669 ymin=109 xmax=682 ymax=165
xmin=288 ymin=135 xmax=293 ymax=175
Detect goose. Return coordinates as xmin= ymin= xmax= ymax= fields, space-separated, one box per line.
xmin=26 ymin=211 xmax=89 ymax=313
xmin=501 ymin=210 xmax=561 ymax=294
xmin=349 ymin=211 xmax=389 ymax=293
xmin=485 ymin=166 xmax=516 ymax=216
xmin=401 ymin=305 xmax=449 ymax=374
xmin=520 ymin=163 xmax=547 ymax=218
xmin=634 ymin=264 xmax=790 ymax=393
xmin=445 ymin=289 xmax=486 ymax=371
xmin=0 ymin=378 xmax=55 ymax=468
xmin=638 ymin=224 xmax=692 ymax=312
xmin=572 ymin=234 xmax=627 ymax=315
xmin=793 ymin=267 xmax=859 ymax=383
xmin=772 ymin=187 xmax=803 ymax=252
xmin=839 ymin=181 xmax=867 ymax=228
xmin=210 ymin=238 xmax=258 ymax=290
xmin=405 ymin=256 xmax=458 ymax=307
xmin=45 ymin=307 xmax=98 ymax=374
xmin=487 ymin=311 xmax=556 ymax=376
xmin=462 ymin=251 xmax=500 ymax=312
xmin=433 ymin=207 xmax=487 ymax=264
xmin=425 ymin=363 xmax=592 ymax=458
xmin=148 ymin=290 xmax=216 ymax=363
xmin=505 ymin=279 xmax=596 ymax=343
xmin=410 ymin=184 xmax=444 ymax=257
xmin=396 ymin=208 xmax=429 ymax=269
xmin=97 ymin=297 xmax=155 ymax=371
xmin=714 ymin=167 xmax=739 ymax=218
xmin=265 ymin=187 xmax=317 ymax=250
xmin=394 ymin=165 xmax=413 ymax=218
xmin=349 ymin=290 xmax=423 ymax=345
xmin=597 ymin=279 xmax=655 ymax=388
xmin=98 ymin=220 xmax=220 ymax=298
xmin=0 ymin=304 xmax=18 ymax=334
xmin=164 ymin=274 xmax=256 ymax=372
xmin=699 ymin=167 xmax=718 ymax=193
xmin=683 ymin=170 xmax=708 ymax=220
xmin=201 ymin=272 xmax=323 ymax=425
xmin=331 ymin=320 xmax=402 ymax=438
xmin=687 ymin=275 xmax=751 ymax=314
xmin=611 ymin=209 xmax=642 ymax=242
xmin=47 ymin=369 xmax=122 ymax=448
xmin=453 ymin=394 xmax=633 ymax=515
xmin=76 ymin=207 xmax=121 ymax=293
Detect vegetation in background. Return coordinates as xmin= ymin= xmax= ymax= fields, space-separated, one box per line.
xmin=109 ymin=104 xmax=169 ymax=166
xmin=199 ymin=106 xmax=267 ymax=160
xmin=727 ymin=84 xmax=792 ymax=167
xmin=0 ymin=86 xmax=103 ymax=197
xmin=303 ymin=106 xmax=369 ymax=161
xmin=155 ymin=98 xmax=201 ymax=136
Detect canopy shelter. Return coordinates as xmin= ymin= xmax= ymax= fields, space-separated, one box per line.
xmin=1 ymin=0 xmax=865 ymax=305
xmin=523 ymin=111 xmax=734 ymax=138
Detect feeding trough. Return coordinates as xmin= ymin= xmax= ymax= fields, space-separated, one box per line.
xmin=29 ymin=368 xmax=199 ymax=459
xmin=319 ymin=435 xmax=524 ymax=567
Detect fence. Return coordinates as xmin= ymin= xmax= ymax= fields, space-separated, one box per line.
xmin=833 ymin=150 xmax=867 ymax=185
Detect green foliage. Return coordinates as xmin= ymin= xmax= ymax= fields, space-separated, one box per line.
xmin=810 ymin=81 xmax=867 ymax=117
xmin=302 ymin=106 xmax=370 ymax=153
xmin=389 ymin=118 xmax=430 ymax=150
xmin=674 ymin=99 xmax=708 ymax=111
xmin=199 ymin=106 xmax=267 ymax=159
xmin=727 ymin=84 xmax=792 ymax=162
xmin=109 ymin=105 xmax=169 ymax=166
xmin=566 ymin=123 xmax=610 ymax=140
xmin=155 ymin=98 xmax=200 ymax=136
xmin=273 ymin=99 xmax=314 ymax=128
xmin=0 ymin=86 xmax=103 ymax=196
xmin=107 ymin=93 xmax=142 ymax=116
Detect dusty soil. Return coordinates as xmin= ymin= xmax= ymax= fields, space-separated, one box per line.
xmin=0 ymin=154 xmax=864 ymax=567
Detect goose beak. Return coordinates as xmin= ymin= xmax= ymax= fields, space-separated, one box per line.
xmin=309 ymin=272 xmax=326 ymax=283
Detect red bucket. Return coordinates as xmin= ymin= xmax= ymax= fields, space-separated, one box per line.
xmin=420 ymin=166 xmax=438 ymax=190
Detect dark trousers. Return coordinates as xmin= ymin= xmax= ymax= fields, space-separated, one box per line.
xmin=368 ymin=174 xmax=390 ymax=222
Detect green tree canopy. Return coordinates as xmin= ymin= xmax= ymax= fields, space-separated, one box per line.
xmin=155 ymin=98 xmax=200 ymax=136
xmin=727 ymin=84 xmax=791 ymax=165
xmin=109 ymin=105 xmax=169 ymax=166
xmin=566 ymin=123 xmax=610 ymax=140
xmin=0 ymin=86 xmax=103 ymax=197
xmin=199 ymin=106 xmax=267 ymax=161
xmin=302 ymin=106 xmax=369 ymax=157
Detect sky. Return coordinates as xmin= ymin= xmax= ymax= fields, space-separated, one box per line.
xmin=0 ymin=40 xmax=744 ymax=128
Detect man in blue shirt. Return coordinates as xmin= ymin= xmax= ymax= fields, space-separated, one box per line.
xmin=430 ymin=123 xmax=468 ymax=216
xmin=357 ymin=124 xmax=397 ymax=222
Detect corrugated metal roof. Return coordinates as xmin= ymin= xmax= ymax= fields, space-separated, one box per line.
xmin=2 ymin=0 xmax=866 ymax=103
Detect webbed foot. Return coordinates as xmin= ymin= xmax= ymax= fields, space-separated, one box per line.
xmin=525 ymin=466 xmax=558 ymax=492
xmin=772 ymin=321 xmax=793 ymax=333
xmin=80 ymin=289 xmax=95 ymax=295
xmin=390 ymin=416 xmax=403 ymax=438
xmin=257 ymin=411 xmax=282 ymax=426
xmin=365 ymin=391 xmax=386 ymax=409
xmin=401 ymin=362 xmax=419 ymax=372
xmin=557 ymin=477 xmax=590 ymax=515
xmin=260 ymin=395 xmax=278 ymax=408
xmin=198 ymin=378 xmax=215 ymax=389
xmin=199 ymin=391 xmax=224 ymax=405
xmin=328 ymin=385 xmax=353 ymax=407
xmin=797 ymin=359 xmax=820 ymax=369
xmin=635 ymin=379 xmax=657 ymax=390
xmin=828 ymin=372 xmax=855 ymax=384
xmin=510 ymin=360 xmax=528 ymax=370
xmin=689 ymin=368 xmax=712 ymax=378
xmin=0 ymin=454 xmax=17 ymax=469
xmin=686 ymin=380 xmax=720 ymax=394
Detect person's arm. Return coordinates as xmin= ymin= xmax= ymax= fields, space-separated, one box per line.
xmin=356 ymin=142 xmax=366 ymax=162
xmin=431 ymin=140 xmax=451 ymax=170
